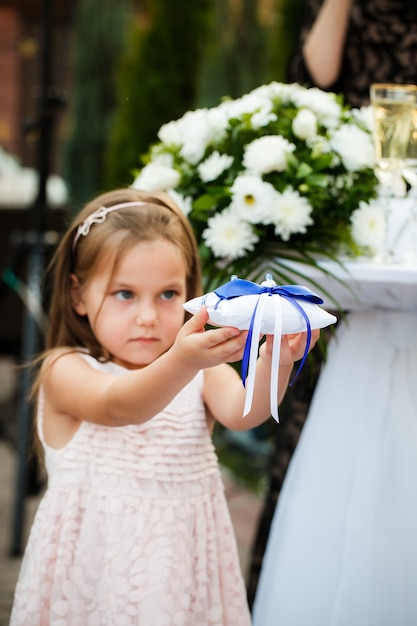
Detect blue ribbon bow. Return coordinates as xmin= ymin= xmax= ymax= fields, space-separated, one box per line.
xmin=213 ymin=278 xmax=322 ymax=418
xmin=214 ymin=278 xmax=323 ymax=305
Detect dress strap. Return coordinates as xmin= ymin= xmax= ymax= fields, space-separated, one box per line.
xmin=36 ymin=386 xmax=46 ymax=446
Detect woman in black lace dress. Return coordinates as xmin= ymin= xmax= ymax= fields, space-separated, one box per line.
xmin=247 ymin=0 xmax=417 ymax=609
xmin=289 ymin=0 xmax=417 ymax=108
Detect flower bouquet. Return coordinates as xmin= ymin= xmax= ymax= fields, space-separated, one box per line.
xmin=132 ymin=82 xmax=382 ymax=290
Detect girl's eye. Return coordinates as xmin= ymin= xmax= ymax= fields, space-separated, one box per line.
xmin=115 ymin=290 xmax=134 ymax=301
xmin=160 ymin=290 xmax=178 ymax=301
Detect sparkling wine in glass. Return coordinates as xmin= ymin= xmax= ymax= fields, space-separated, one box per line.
xmin=370 ymin=83 xmax=417 ymax=175
xmin=403 ymin=106 xmax=417 ymax=262
xmin=370 ymin=84 xmax=417 ymax=261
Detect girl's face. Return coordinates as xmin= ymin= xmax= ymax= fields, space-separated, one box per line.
xmin=71 ymin=238 xmax=188 ymax=369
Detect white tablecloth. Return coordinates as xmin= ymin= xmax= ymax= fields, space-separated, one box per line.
xmin=253 ymin=255 xmax=417 ymax=626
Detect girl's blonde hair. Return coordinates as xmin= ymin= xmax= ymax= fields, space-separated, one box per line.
xmin=45 ymin=187 xmax=202 ymax=361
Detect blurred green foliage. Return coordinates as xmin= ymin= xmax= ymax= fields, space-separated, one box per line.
xmin=63 ymin=0 xmax=307 ymax=207
xmin=63 ymin=0 xmax=133 ymax=209
xmin=266 ymin=0 xmax=306 ymax=84
xmin=105 ymin=0 xmax=214 ymax=189
xmin=195 ymin=0 xmax=266 ymax=107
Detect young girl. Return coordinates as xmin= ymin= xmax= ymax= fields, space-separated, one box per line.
xmin=10 ymin=187 xmax=318 ymax=626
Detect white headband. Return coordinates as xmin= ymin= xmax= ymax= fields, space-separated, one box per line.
xmin=72 ymin=201 xmax=150 ymax=252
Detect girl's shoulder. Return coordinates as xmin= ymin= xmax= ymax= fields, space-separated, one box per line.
xmin=42 ymin=347 xmax=88 ymax=367
xmin=37 ymin=347 xmax=129 ymax=394
xmin=42 ymin=349 xmax=118 ymax=373
xmin=76 ymin=353 xmax=128 ymax=377
xmin=39 ymin=349 xmax=101 ymax=388
xmin=38 ymin=350 xmax=125 ymax=448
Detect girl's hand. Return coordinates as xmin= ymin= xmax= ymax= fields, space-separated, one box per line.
xmin=260 ymin=329 xmax=320 ymax=365
xmin=172 ymin=307 xmax=248 ymax=371
xmin=282 ymin=329 xmax=320 ymax=364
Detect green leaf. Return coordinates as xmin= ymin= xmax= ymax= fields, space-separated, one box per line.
xmin=296 ymin=162 xmax=313 ymax=179
xmin=313 ymin=153 xmax=333 ymax=170
xmin=192 ymin=193 xmax=217 ymax=211
xmin=305 ymin=173 xmax=329 ymax=188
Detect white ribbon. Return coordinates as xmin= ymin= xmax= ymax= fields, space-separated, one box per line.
xmin=243 ymin=294 xmax=283 ymax=422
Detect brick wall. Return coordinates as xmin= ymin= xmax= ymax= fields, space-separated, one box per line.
xmin=0 ymin=1 xmax=74 ymax=170
xmin=0 ymin=7 xmax=21 ymax=156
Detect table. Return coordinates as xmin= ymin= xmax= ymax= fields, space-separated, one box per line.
xmin=252 ymin=217 xmax=417 ymax=625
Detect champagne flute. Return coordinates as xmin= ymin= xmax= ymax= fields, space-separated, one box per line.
xmin=403 ymin=106 xmax=417 ymax=262
xmin=370 ymin=83 xmax=416 ymax=172
xmin=370 ymin=83 xmax=417 ymax=261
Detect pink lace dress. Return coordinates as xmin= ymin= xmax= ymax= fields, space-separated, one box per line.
xmin=10 ymin=354 xmax=251 ymax=626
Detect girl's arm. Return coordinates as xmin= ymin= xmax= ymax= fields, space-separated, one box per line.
xmin=42 ymin=308 xmax=248 ymax=428
xmin=302 ymin=0 xmax=352 ymax=88
xmin=203 ymin=330 xmax=320 ymax=431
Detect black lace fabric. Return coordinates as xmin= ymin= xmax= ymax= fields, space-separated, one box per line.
xmin=288 ymin=0 xmax=417 ymax=107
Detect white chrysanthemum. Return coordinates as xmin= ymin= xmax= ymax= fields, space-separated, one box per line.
xmin=294 ymin=88 xmax=342 ymax=128
xmin=176 ymin=108 xmax=228 ymax=164
xmin=166 ymin=189 xmax=192 ymax=216
xmin=220 ymin=91 xmax=270 ymax=120
xmin=157 ymin=120 xmax=182 ymax=146
xmin=177 ymin=110 xmax=211 ymax=164
xmin=159 ymin=108 xmax=229 ymax=166
xmin=268 ymin=187 xmax=314 ymax=241
xmin=197 ymin=151 xmax=234 ymax=182
xmin=330 ymin=124 xmax=376 ymax=171
xmin=350 ymin=201 xmax=385 ymax=253
xmin=292 ymin=109 xmax=317 ymax=140
xmin=202 ymin=210 xmax=259 ymax=259
xmin=306 ymin=135 xmax=332 ymax=160
xmin=352 ymin=106 xmax=374 ymax=133
xmin=252 ymin=81 xmax=301 ymax=105
xmin=249 ymin=83 xmax=280 ymax=100
xmin=251 ymin=105 xmax=277 ymax=129
xmin=243 ymin=136 xmax=295 ymax=174
xmin=376 ymin=168 xmax=407 ymax=198
xmin=147 ymin=147 xmax=175 ymax=167
xmin=132 ymin=162 xmax=181 ymax=191
xmin=229 ymin=173 xmax=278 ymax=223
